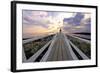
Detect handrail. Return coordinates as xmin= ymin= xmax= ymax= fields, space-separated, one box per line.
xmin=63 ymin=34 xmax=78 ymax=60
xmin=40 ymin=34 xmax=57 ymax=62
xmin=67 ymin=34 xmax=90 ymax=44
xmin=25 ymin=40 xmax=52 ymax=62
xmin=68 ymin=39 xmax=89 ymax=59
xmin=23 ymin=34 xmax=54 ymax=44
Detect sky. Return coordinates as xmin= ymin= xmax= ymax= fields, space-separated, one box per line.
xmin=22 ymin=10 xmax=91 ymax=38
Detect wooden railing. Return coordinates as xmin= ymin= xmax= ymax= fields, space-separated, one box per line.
xmin=22 ymin=33 xmax=90 ymax=62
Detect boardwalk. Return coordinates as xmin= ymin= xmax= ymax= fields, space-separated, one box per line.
xmin=23 ymin=32 xmax=90 ymax=62
xmin=47 ymin=32 xmax=73 ymax=61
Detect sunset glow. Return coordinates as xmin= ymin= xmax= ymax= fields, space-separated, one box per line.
xmin=23 ymin=10 xmax=91 ymax=38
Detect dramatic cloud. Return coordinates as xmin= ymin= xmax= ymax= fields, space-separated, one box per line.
xmin=63 ymin=12 xmax=91 ymax=33
xmin=63 ymin=12 xmax=84 ymax=26
xmin=22 ymin=10 xmax=91 ymax=38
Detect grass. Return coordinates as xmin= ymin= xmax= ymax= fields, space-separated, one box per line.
xmin=67 ymin=35 xmax=91 ymax=59
xmin=23 ymin=34 xmax=54 ymax=59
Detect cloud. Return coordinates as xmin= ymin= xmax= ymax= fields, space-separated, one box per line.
xmin=23 ymin=10 xmax=52 ymax=29
xmin=63 ymin=12 xmax=84 ymax=26
xmin=63 ymin=13 xmax=91 ymax=33
xmin=22 ymin=10 xmax=91 ymax=38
